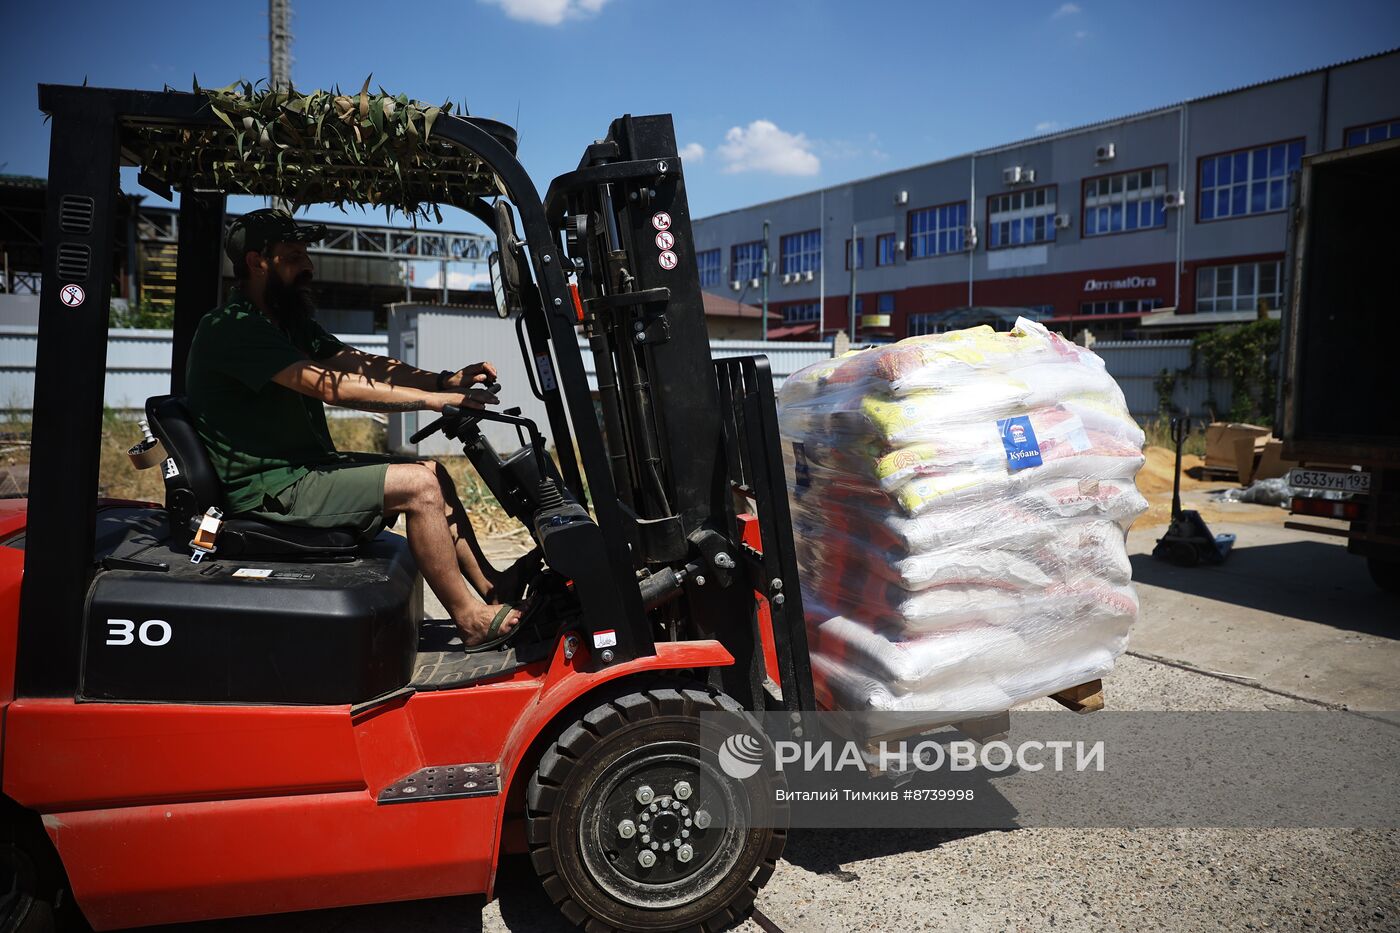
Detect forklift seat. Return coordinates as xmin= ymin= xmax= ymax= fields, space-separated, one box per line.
xmin=144 ymin=395 xmax=363 ymax=559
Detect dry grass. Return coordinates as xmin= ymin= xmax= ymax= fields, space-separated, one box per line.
xmin=1142 ymin=416 xmax=1208 ymax=458
xmin=4 ymin=412 xmax=521 ymax=537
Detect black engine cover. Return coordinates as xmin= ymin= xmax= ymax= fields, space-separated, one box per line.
xmin=82 ymin=527 xmax=421 ymax=705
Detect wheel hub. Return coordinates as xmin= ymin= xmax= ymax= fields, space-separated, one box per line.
xmin=578 ymin=745 xmax=749 ymax=909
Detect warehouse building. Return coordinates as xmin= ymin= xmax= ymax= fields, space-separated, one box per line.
xmin=691 ymin=49 xmax=1400 ymax=341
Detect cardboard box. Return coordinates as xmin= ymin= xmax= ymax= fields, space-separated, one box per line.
xmin=1205 ymin=422 xmax=1272 ymax=470
xmin=1253 ymin=440 xmax=1299 ymax=481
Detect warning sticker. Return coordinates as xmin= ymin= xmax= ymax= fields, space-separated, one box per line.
xmin=655 ymin=230 xmax=676 ymax=250
xmin=535 ymin=353 xmax=558 ymax=393
xmin=593 ymin=630 xmax=618 ymax=649
xmin=651 ymin=211 xmax=672 ymax=231
xmin=60 ymin=284 xmax=85 ymax=308
xmin=657 ymin=250 xmax=679 ymax=270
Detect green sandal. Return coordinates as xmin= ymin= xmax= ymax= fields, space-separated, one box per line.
xmin=462 ymin=603 xmax=521 ymax=654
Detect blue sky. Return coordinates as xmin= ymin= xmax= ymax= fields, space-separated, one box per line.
xmin=4 ymin=0 xmax=1399 ymax=233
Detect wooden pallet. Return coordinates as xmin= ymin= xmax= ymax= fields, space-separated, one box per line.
xmin=1049 ymin=678 xmax=1104 ymax=713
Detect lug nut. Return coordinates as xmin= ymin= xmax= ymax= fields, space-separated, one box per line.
xmin=617 ymin=819 xmax=636 ymax=839
xmin=638 ymin=849 xmax=656 ymax=868
xmin=677 ymin=844 xmax=693 ymax=862
xmin=694 ymin=810 xmax=711 ymax=830
xmin=674 ymin=781 xmax=692 ymax=800
xmin=636 ymin=785 xmax=654 ymax=805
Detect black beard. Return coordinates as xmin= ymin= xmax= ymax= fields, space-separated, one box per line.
xmin=264 ymin=273 xmax=317 ymax=329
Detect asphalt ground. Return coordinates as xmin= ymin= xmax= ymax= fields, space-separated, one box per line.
xmin=153 ymin=493 xmax=1400 ymax=933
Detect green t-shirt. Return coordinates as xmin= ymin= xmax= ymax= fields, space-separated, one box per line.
xmin=185 ymin=290 xmax=347 ymax=513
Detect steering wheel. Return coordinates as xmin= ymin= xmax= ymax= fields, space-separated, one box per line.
xmin=409 ymin=383 xmax=501 ymax=445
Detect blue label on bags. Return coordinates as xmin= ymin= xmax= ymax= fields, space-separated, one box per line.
xmin=997 ymin=416 xmax=1043 ymax=471
xmin=792 ymin=442 xmax=810 ymax=492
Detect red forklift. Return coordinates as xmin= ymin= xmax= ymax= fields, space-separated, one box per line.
xmin=0 ymin=84 xmax=815 ymax=932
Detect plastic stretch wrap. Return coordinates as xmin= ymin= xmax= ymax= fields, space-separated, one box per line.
xmin=778 ymin=318 xmax=1146 ymax=713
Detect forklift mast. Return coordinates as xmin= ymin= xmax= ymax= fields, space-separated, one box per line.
xmin=16 ymin=87 xmax=813 ymax=714
xmin=541 ymin=115 xmax=814 ymax=712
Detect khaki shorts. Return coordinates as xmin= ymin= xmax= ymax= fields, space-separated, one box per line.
xmin=244 ymin=453 xmax=417 ymax=539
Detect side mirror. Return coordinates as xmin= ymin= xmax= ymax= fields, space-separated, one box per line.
xmin=488 ymin=251 xmax=511 ymax=319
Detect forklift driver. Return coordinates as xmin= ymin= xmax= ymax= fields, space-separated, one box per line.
xmin=185 ymin=208 xmax=533 ymax=650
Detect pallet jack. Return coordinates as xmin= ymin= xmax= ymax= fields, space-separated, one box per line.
xmin=1152 ymin=416 xmax=1236 ymax=567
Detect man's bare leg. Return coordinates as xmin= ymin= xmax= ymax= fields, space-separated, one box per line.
xmin=423 ymin=460 xmax=536 ymax=602
xmin=385 ymin=462 xmax=518 ymax=644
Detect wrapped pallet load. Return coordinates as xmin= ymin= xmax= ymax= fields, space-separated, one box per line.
xmin=778 ymin=318 xmax=1147 ymax=714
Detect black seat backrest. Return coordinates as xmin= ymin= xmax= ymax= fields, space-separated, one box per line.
xmin=143 ymin=394 xmax=365 ymax=559
xmin=145 ymin=395 xmax=220 ymax=533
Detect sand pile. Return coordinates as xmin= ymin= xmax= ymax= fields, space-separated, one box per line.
xmin=1136 ymin=445 xmax=1209 ymax=495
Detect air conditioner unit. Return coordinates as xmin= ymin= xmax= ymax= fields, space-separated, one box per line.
xmin=1022 ymin=169 xmax=1036 ymax=183
xmin=895 ymin=190 xmax=909 ymax=205
xmin=896 ymin=239 xmax=906 ymax=253
xmin=1002 ymin=167 xmax=1023 ymax=185
xmin=1053 ymin=213 xmax=1072 ymax=229
xmin=781 ymin=273 xmax=795 ymax=285
xmin=749 ymin=277 xmax=761 ymax=289
xmin=804 ymin=270 xmax=815 ymax=282
xmin=962 ymin=224 xmax=979 ymax=249
xmin=1095 ymin=143 xmax=1116 ymax=161
xmin=730 ymin=280 xmax=743 ymax=291
xmin=1164 ymin=189 xmax=1187 ymax=208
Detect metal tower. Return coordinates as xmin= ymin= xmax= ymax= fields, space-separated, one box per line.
xmin=269 ymin=0 xmax=292 ymax=92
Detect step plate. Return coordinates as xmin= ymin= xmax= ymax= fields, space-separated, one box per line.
xmin=378 ymin=762 xmax=500 ymax=804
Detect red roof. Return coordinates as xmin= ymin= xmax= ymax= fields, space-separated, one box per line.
xmin=764 ymin=323 xmax=819 ymax=340
xmin=701 ymin=292 xmax=780 ymax=320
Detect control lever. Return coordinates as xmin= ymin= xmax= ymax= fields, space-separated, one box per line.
xmin=443 ymin=404 xmax=550 ymax=478
xmin=408 ymin=382 xmax=501 ymax=445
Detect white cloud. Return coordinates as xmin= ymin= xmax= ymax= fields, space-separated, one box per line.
xmin=678 ymin=142 xmax=705 ymax=163
xmin=1074 ymin=29 xmax=1090 ymax=39
xmin=717 ymin=120 xmax=821 ymax=176
xmin=480 ymin=0 xmax=610 ymax=26
xmin=417 ymin=267 xmax=490 ymax=291
xmin=1052 ymin=2 xmax=1081 ymax=17
xmin=1035 ymin=120 xmax=1060 ymax=133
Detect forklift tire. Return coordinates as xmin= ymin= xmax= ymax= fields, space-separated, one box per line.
xmin=526 ymin=686 xmax=785 ymax=932
xmin=0 ymin=800 xmax=84 ymax=933
xmin=1367 ymin=556 xmax=1400 ymax=594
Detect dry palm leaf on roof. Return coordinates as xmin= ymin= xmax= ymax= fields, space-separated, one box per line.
xmin=126 ymin=77 xmax=501 ymax=223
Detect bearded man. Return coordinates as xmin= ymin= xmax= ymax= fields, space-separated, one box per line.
xmin=185 ymin=209 xmax=530 ymax=649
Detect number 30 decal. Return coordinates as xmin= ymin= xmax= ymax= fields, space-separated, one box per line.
xmin=106 ymin=619 xmax=172 ymax=646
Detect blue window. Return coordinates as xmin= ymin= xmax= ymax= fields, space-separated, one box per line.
xmin=908 ymin=312 xmax=945 ymax=336
xmin=1198 ymin=140 xmax=1303 ymax=221
xmin=780 ymin=230 xmax=822 ymax=276
xmin=1344 ymin=119 xmax=1400 ymax=147
xmin=907 ymin=202 xmax=968 ymax=258
xmin=989 ymin=186 xmax=1057 ymax=248
xmin=1079 ymin=298 xmax=1162 ymax=315
xmin=1196 ymin=261 xmax=1282 ymax=314
xmin=876 ymin=233 xmax=897 ymax=266
xmin=846 ymin=238 xmax=864 ymax=270
xmin=877 ymin=293 xmax=895 ymax=315
xmin=731 ymin=241 xmax=766 ymax=283
xmin=696 ymin=248 xmax=722 ymax=288
xmin=1083 ymin=167 xmax=1167 ymax=237
xmin=783 ymin=302 xmax=820 ymax=324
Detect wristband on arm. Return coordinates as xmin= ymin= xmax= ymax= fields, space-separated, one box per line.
xmin=435 ymin=369 xmax=453 ymax=391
